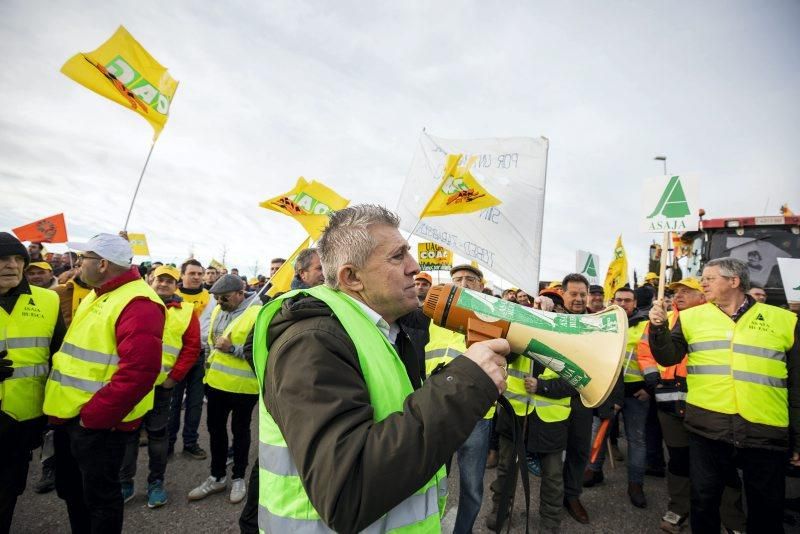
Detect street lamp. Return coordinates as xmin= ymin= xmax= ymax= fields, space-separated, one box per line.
xmin=654 ymin=155 xmax=668 ymax=175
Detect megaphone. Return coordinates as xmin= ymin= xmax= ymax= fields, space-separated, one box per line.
xmin=423 ymin=284 xmax=628 ymax=408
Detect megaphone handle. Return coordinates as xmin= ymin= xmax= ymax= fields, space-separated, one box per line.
xmin=465 ymin=318 xmax=506 ymax=347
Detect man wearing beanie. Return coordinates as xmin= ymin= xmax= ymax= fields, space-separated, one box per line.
xmin=42 ymin=233 xmax=165 ymax=534
xmin=0 ymin=232 xmax=66 ymax=532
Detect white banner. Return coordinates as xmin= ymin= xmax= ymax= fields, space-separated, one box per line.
xmin=777 ymin=258 xmax=800 ymax=303
xmin=397 ymin=132 xmax=549 ymax=294
xmin=641 ymin=174 xmax=699 ymax=233
xmin=576 ymin=250 xmax=600 ymax=285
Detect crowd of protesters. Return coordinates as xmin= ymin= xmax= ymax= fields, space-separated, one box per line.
xmin=2 ymin=217 xmax=798 ymax=534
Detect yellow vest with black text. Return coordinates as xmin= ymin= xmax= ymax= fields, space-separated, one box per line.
xmin=252 ymin=286 xmax=447 ymax=533
xmin=204 ymin=304 xmax=261 ymax=394
xmin=425 ymin=323 xmax=495 ymax=419
xmin=623 ymin=321 xmax=648 ymax=383
xmin=0 ymin=286 xmax=59 ymax=421
xmin=680 ymin=302 xmax=796 ymax=428
xmin=43 ymin=279 xmax=164 ymax=421
xmin=157 ymin=303 xmax=194 ymax=386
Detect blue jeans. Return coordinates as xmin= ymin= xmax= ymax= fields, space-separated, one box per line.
xmin=453 ymin=418 xmax=491 ymax=534
xmin=120 ymin=386 xmax=173 ymax=484
xmin=589 ymin=395 xmax=649 ymax=484
xmin=168 ymin=361 xmax=205 ymax=449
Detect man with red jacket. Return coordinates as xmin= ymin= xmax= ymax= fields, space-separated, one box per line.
xmin=119 ymin=265 xmax=200 ymax=508
xmin=43 ymin=234 xmax=164 ymax=534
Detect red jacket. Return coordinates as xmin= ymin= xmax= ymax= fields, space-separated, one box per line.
xmin=165 ymin=298 xmax=201 ymax=382
xmin=51 ymin=267 xmax=165 ymax=431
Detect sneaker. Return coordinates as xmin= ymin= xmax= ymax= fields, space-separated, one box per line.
xmin=188 ymin=476 xmax=226 ymax=501
xmin=34 ymin=465 xmax=56 ymax=494
xmin=121 ymin=481 xmax=135 ymax=504
xmin=660 ymin=510 xmax=686 ymax=533
xmin=230 ymin=478 xmax=246 ymax=504
xmin=147 ymin=480 xmax=168 ymax=509
xmin=526 ymin=453 xmax=542 ymax=476
xmin=183 ymin=443 xmax=208 ymax=460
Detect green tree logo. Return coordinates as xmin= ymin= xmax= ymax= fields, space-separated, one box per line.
xmin=581 ymin=255 xmax=597 ymax=277
xmin=647 ymin=175 xmax=690 ymax=219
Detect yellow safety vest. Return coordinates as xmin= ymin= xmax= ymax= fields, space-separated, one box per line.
xmin=0 ymin=286 xmax=59 ymax=421
xmin=253 ymin=286 xmax=447 ymax=533
xmin=424 ymin=323 xmax=495 ymax=419
xmin=69 ymin=279 xmax=92 ymax=319
xmin=680 ymin=301 xmax=796 ymax=428
xmin=205 ymin=304 xmax=261 ymax=394
xmin=177 ymin=287 xmax=210 ymax=319
xmin=505 ymin=356 xmax=536 ymax=416
xmin=530 ymin=367 xmax=572 ymax=422
xmin=43 ymin=278 xmax=164 ymax=421
xmin=156 ymin=303 xmax=194 ymax=386
xmin=623 ymin=321 xmax=648 ymax=383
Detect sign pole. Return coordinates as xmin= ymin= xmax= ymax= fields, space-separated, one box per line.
xmin=658 ymin=231 xmax=670 ymax=300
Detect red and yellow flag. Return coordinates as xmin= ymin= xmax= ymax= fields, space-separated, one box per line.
xmin=259 ymin=178 xmax=349 ymax=240
xmin=61 ymin=26 xmax=179 ymax=140
xmin=13 ymin=213 xmax=69 ymax=243
xmin=419 ymin=154 xmax=501 ymax=218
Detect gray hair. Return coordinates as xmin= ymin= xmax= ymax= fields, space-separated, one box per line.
xmin=706 ymin=257 xmax=750 ymax=291
xmin=294 ymin=248 xmax=318 ymax=274
xmin=317 ymin=204 xmax=400 ymax=289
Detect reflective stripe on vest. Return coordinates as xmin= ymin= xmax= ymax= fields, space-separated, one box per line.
xmin=655 ymin=391 xmax=687 ymax=402
xmin=623 ymin=321 xmax=648 ymax=383
xmin=204 ymin=305 xmax=261 ymax=394
xmin=156 ymin=304 xmax=194 ymax=386
xmin=253 ymin=286 xmax=447 ymax=533
xmin=43 ymin=278 xmax=164 ymax=421
xmin=425 ymin=323 xmax=495 ymax=419
xmin=0 ymin=286 xmax=59 ymax=421
xmin=504 ymin=356 xmax=535 ymax=416
xmin=681 ymin=302 xmax=796 ymax=427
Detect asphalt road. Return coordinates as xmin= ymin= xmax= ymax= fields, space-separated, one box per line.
xmin=12 ymin=413 xmax=800 ymax=533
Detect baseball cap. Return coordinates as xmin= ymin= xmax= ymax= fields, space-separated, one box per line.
xmin=27 ymin=261 xmax=53 ymax=271
xmin=547 ymin=280 xmax=562 ymax=289
xmin=450 ymin=264 xmax=483 ymax=280
xmin=645 ymin=272 xmax=659 ymax=281
xmin=67 ymin=233 xmax=132 ymax=267
xmin=153 ymin=265 xmax=180 ymax=281
xmin=589 ymin=284 xmax=604 ymax=295
xmin=414 ymin=272 xmax=432 ymax=284
xmin=668 ymin=277 xmax=702 ymax=292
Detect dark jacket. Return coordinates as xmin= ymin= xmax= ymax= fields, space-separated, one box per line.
xmin=649 ymin=296 xmax=800 ymax=452
xmin=525 ymin=360 xmax=576 ymax=453
xmin=263 ymin=294 xmax=497 ymax=533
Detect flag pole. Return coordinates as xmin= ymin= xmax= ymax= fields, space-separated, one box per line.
xmin=123 ymin=141 xmax=157 ymax=231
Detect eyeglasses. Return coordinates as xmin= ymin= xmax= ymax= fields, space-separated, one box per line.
xmin=613 ymin=297 xmax=634 ymax=304
xmin=452 ymin=275 xmax=480 ymax=284
xmin=215 ymin=292 xmax=240 ymax=303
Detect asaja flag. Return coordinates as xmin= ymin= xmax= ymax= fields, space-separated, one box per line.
xmin=259 ymin=178 xmax=349 ymax=240
xmin=419 ymin=154 xmax=501 ymax=218
xmin=127 ymin=233 xmax=150 ymax=256
xmin=267 ymin=237 xmax=313 ymax=297
xmin=777 ymin=258 xmax=800 ymax=303
xmin=13 ymin=213 xmax=68 ymax=243
xmin=641 ymin=175 xmax=699 ymax=233
xmin=576 ymin=250 xmax=600 ymax=285
xmin=61 ymin=26 xmax=179 ymax=140
xmin=603 ymin=236 xmax=628 ymax=299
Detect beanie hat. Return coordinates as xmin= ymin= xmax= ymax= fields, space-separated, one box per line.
xmin=0 ymin=232 xmax=30 ymax=267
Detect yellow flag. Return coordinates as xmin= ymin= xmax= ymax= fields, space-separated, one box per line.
xmin=210 ymin=258 xmax=226 ymax=271
xmin=127 ymin=233 xmax=150 ymax=256
xmin=267 ymin=237 xmax=313 ymax=297
xmin=419 ymin=154 xmax=501 ymax=218
xmin=259 ymin=178 xmax=349 ymax=240
xmin=61 ymin=26 xmax=179 ymax=140
xmin=603 ymin=235 xmax=629 ymax=301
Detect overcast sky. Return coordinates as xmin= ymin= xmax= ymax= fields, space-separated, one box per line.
xmin=1 ymin=1 xmax=798 ymax=285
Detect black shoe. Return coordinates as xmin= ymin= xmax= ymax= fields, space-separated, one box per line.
xmin=183 ymin=443 xmax=207 ymax=460
xmin=628 ymin=482 xmax=647 ymax=508
xmin=34 ymin=466 xmax=56 ymax=494
xmin=564 ymin=496 xmax=590 ymax=524
xmin=582 ymin=469 xmax=604 ymax=488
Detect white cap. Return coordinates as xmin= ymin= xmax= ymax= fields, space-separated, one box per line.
xmin=66 ymin=233 xmax=132 ymax=267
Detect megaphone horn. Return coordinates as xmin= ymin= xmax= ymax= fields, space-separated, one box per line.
xmin=423 ymin=284 xmax=628 ymax=408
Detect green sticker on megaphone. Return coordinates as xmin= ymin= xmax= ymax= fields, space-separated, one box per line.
xmin=456 ymin=288 xmax=618 ymax=335
xmin=524 ymin=338 xmax=591 ymax=388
